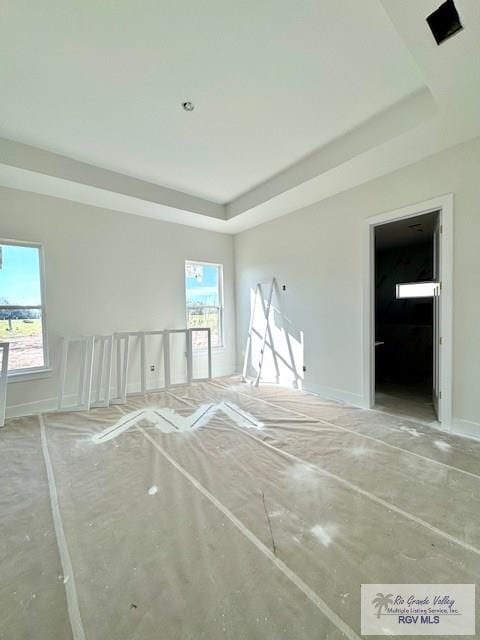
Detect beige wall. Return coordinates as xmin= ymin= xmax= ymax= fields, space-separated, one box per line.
xmin=235 ymin=136 xmax=480 ymax=435
xmin=0 ymin=188 xmax=236 ymax=414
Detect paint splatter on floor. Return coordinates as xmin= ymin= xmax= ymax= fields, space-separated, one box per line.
xmin=434 ymin=440 xmax=451 ymax=452
xmin=285 ymin=463 xmax=322 ymax=490
xmin=311 ymin=524 xmax=338 ymax=547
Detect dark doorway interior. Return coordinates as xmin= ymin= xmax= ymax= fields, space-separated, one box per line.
xmin=374 ymin=212 xmax=438 ymax=422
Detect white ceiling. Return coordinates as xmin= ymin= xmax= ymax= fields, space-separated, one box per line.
xmin=0 ymin=0 xmax=479 ymax=233
xmin=0 ymin=0 xmax=423 ymax=202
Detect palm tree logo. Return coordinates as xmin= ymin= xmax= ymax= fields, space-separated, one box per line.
xmin=372 ymin=593 xmax=394 ymax=618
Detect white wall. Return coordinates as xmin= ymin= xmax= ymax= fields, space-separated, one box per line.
xmin=235 ymin=136 xmax=480 ymax=436
xmin=0 ymin=187 xmax=236 ymax=415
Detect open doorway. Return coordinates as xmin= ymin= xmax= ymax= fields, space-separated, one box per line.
xmin=373 ymin=211 xmax=439 ymax=422
xmin=363 ymin=195 xmax=453 ymax=428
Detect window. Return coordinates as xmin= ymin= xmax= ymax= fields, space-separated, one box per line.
xmin=396 ymin=282 xmax=437 ymax=299
xmin=185 ymin=261 xmax=223 ymax=349
xmin=0 ymin=241 xmax=47 ymax=373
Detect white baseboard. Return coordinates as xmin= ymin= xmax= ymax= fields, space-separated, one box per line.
xmin=6 ymin=366 xmax=237 ymax=419
xmin=451 ymin=418 xmax=480 ymax=441
xmin=303 ymin=382 xmax=367 ymax=408
xmin=8 ymin=381 xmax=478 ymax=444
xmin=6 ymin=397 xmax=57 ymax=419
xmin=236 ymin=364 xmax=367 ymax=408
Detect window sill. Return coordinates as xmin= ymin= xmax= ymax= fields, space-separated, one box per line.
xmin=7 ymin=368 xmax=53 ymax=383
xmin=193 ymin=346 xmax=225 ymax=355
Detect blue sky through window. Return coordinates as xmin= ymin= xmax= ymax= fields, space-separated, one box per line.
xmin=0 ymin=244 xmax=42 ymax=306
xmin=185 ymin=263 xmax=220 ymax=306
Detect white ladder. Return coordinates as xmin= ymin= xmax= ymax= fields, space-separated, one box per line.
xmin=242 ymin=278 xmax=280 ymax=387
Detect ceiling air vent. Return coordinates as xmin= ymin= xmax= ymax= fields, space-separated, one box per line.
xmin=426 ymin=0 xmax=463 ymax=45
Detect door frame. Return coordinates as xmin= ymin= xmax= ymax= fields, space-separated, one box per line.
xmin=362 ymin=194 xmax=453 ymax=427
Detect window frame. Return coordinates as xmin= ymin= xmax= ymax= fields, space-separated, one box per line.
xmin=395 ymin=281 xmax=438 ymax=299
xmin=185 ymin=260 xmax=224 ymax=350
xmin=0 ymin=238 xmax=50 ymax=377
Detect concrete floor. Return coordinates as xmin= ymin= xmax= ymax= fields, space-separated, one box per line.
xmin=1 ymin=378 xmax=479 ymax=639
xmin=375 ymin=382 xmax=437 ymax=424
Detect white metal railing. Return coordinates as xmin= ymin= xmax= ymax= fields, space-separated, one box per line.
xmin=58 ymin=336 xmax=95 ymax=411
xmin=57 ymin=328 xmax=212 ymax=411
xmin=0 ymin=342 xmax=10 ymax=427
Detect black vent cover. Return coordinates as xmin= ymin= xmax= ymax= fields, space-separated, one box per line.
xmin=426 ymin=0 xmax=463 ymax=45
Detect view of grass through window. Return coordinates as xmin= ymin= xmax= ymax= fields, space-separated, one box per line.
xmin=185 ymin=262 xmax=223 ymax=348
xmin=0 ymin=243 xmax=45 ymax=371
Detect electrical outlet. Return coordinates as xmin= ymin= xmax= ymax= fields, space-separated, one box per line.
xmin=302 ymin=365 xmax=307 ymax=373
xmin=150 ymin=365 xmax=155 ymax=372
xmin=282 ymin=284 xmax=286 ymax=291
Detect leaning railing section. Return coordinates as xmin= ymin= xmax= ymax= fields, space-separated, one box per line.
xmin=57 ymin=328 xmax=211 ymax=411
xmin=0 ymin=342 xmax=9 ymax=427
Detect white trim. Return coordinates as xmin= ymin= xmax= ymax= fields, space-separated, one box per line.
xmin=90 ymin=335 xmax=113 ymax=408
xmin=0 ymin=342 xmax=9 ymax=426
xmin=452 ymin=418 xmax=480 ymax=442
xmin=110 ymin=333 xmax=130 ymax=404
xmin=57 ymin=336 xmax=95 ymax=411
xmin=0 ymin=238 xmax=50 ymax=372
xmin=3 ymin=386 xmax=478 ymax=448
xmin=7 ymin=367 xmax=53 ymax=382
xmin=304 ymin=382 xmax=367 ymax=408
xmin=38 ymin=242 xmax=50 ymax=370
xmin=6 ymin=397 xmax=57 ymax=418
xmin=362 ymin=194 xmax=454 ymax=428
xmin=185 ymin=260 xmax=224 ymax=349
